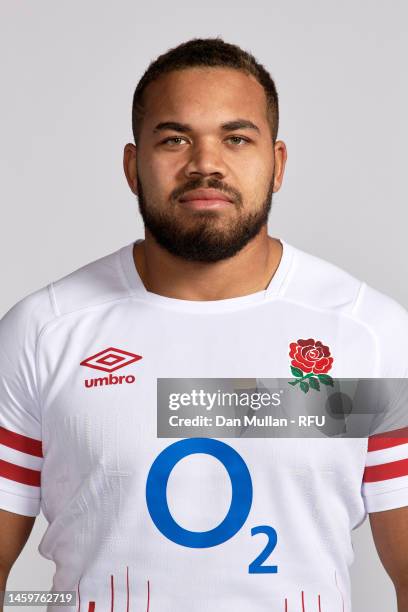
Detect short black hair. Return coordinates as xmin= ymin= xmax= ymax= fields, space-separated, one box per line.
xmin=132 ymin=37 xmax=279 ymax=145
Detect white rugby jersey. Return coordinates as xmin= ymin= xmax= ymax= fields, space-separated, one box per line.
xmin=1 ymin=237 xmax=408 ymax=612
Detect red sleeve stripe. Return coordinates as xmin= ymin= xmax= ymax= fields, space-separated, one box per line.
xmin=0 ymin=458 xmax=41 ymax=487
xmin=0 ymin=426 xmax=43 ymax=458
xmin=363 ymin=457 xmax=408 ymax=483
xmin=367 ymin=426 xmax=408 ymax=452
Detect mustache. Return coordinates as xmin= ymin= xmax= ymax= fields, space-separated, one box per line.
xmin=172 ymin=178 xmax=242 ymax=207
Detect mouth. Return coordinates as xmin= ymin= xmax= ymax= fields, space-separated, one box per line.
xmin=178 ymin=188 xmax=234 ymax=210
xmin=178 ymin=199 xmax=233 ymax=210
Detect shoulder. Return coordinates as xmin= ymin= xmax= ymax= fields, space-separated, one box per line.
xmin=283 ymin=241 xmax=363 ymax=312
xmin=0 ymin=285 xmax=55 ymax=360
xmin=285 ymin=241 xmax=408 ymax=374
xmin=0 ymin=244 xmax=133 ymax=358
xmin=286 ymin=241 xmax=407 ymax=318
xmin=353 ymin=281 xmax=408 ymax=376
xmin=51 ymin=243 xmax=132 ymax=315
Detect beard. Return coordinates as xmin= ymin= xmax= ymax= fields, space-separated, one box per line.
xmin=136 ymin=172 xmax=275 ymax=263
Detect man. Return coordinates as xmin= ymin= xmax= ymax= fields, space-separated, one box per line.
xmin=1 ymin=37 xmax=407 ymax=611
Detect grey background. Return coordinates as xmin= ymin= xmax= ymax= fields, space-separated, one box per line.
xmin=1 ymin=0 xmax=406 ymax=610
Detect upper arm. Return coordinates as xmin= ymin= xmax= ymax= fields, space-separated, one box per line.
xmin=369 ymin=506 xmax=408 ymax=589
xmin=0 ymin=509 xmax=35 ymax=576
xmin=0 ymin=510 xmax=35 ymax=576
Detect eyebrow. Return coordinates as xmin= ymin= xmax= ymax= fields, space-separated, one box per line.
xmin=152 ymin=119 xmax=261 ymax=134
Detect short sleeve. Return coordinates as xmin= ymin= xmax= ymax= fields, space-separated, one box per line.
xmin=357 ymin=284 xmax=408 ymax=512
xmin=0 ymin=288 xmax=52 ymax=517
xmin=362 ymin=380 xmax=408 ymax=512
xmin=362 ymin=423 xmax=408 ymax=513
xmin=362 ymin=292 xmax=408 ymax=512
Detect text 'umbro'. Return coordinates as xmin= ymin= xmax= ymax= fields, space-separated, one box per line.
xmin=84 ymin=373 xmax=136 ymax=388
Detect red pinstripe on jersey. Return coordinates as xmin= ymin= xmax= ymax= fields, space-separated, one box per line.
xmin=75 ymin=571 xmax=337 ymax=612
xmin=367 ymin=426 xmax=408 ymax=452
xmin=0 ymin=426 xmax=42 ymax=486
xmin=363 ymin=458 xmax=408 ymax=482
xmin=76 ymin=570 xmax=150 ymax=612
xmin=283 ymin=590 xmax=324 ymax=610
xmin=0 ymin=459 xmax=40 ymax=486
xmin=110 ymin=575 xmax=114 ymax=612
xmin=0 ymin=426 xmax=43 ymax=457
xmin=364 ymin=426 xmax=408 ymax=483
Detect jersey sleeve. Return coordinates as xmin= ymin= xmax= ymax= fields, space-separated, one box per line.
xmin=357 ymin=283 xmax=408 ymax=513
xmin=0 ymin=288 xmax=52 ymax=516
xmin=362 ymin=423 xmax=408 ymax=513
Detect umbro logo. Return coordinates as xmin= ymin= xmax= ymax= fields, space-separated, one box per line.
xmin=80 ymin=347 xmax=142 ymax=373
xmin=80 ymin=347 xmax=143 ymax=389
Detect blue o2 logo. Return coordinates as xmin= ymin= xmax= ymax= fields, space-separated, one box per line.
xmin=146 ymin=438 xmax=253 ymax=548
xmin=146 ymin=438 xmax=278 ymax=572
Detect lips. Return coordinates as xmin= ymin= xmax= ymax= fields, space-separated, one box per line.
xmin=179 ymin=189 xmax=233 ymax=203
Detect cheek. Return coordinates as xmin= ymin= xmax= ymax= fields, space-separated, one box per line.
xmin=235 ymin=152 xmax=272 ymax=184
xmin=138 ymin=157 xmax=172 ymax=199
xmin=240 ymin=169 xmax=272 ymax=202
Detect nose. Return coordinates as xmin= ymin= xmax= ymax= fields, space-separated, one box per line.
xmin=183 ymin=139 xmax=227 ymax=179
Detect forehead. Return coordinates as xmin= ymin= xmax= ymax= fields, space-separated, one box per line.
xmin=141 ymin=67 xmax=269 ymax=129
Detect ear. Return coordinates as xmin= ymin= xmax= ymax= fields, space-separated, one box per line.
xmin=272 ymin=140 xmax=288 ymax=193
xmin=123 ymin=143 xmax=138 ymax=196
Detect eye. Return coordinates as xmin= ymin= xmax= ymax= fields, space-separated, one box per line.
xmin=227 ymin=135 xmax=251 ymax=145
xmin=160 ymin=135 xmax=251 ymax=147
xmin=161 ymin=136 xmax=188 ymax=146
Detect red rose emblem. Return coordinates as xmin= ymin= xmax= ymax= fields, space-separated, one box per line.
xmin=289 ymin=338 xmax=333 ymax=374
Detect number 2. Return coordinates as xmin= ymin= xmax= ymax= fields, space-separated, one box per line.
xmin=249 ymin=525 xmax=278 ymax=573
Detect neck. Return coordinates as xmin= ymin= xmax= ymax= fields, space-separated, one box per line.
xmin=133 ymin=228 xmax=283 ymax=301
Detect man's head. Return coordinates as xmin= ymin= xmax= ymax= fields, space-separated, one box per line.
xmin=124 ymin=37 xmax=287 ymax=263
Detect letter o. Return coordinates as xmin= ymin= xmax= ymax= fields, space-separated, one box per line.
xmin=146 ymin=438 xmax=252 ymax=548
xmin=125 ymin=375 xmax=135 ymax=384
